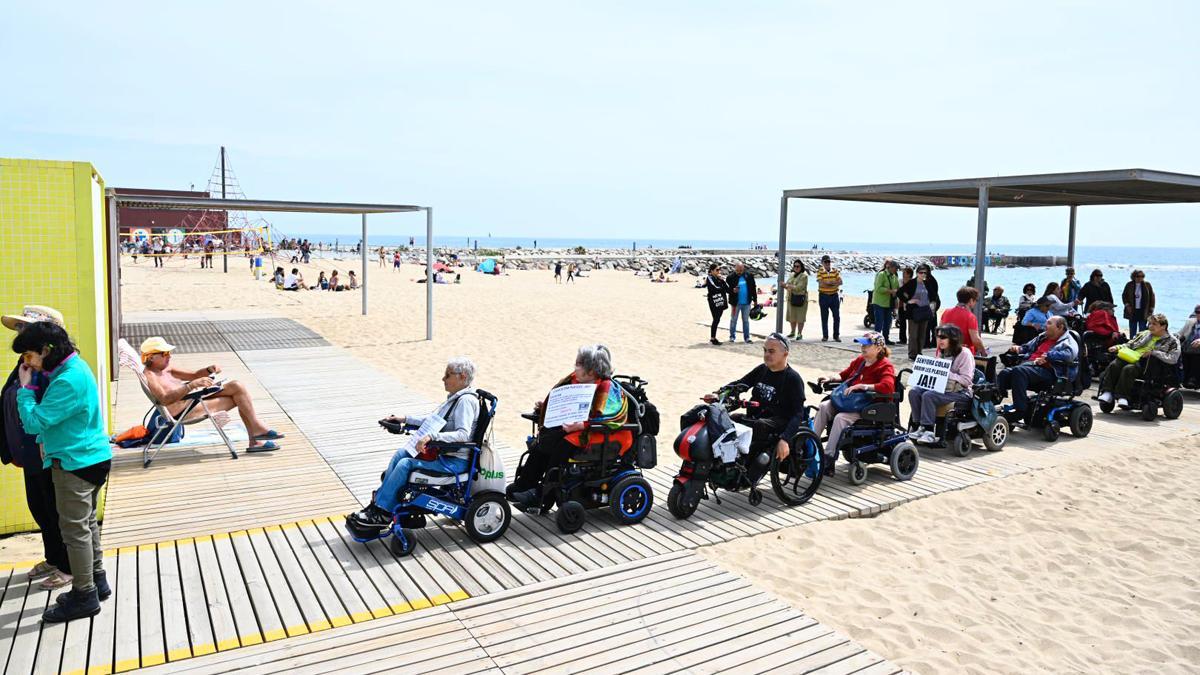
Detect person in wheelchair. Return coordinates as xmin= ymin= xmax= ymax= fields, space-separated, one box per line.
xmin=997 ymin=316 xmax=1078 ymax=424
xmin=908 ymin=324 xmax=975 ymax=444
xmin=702 ymin=332 xmax=805 ymax=473
xmin=812 ymin=331 xmax=895 ymax=469
xmin=1177 ymin=304 xmax=1200 ymax=390
xmin=1097 ymin=313 xmax=1179 ymax=409
xmin=509 ymin=344 xmax=631 ymax=508
xmin=350 ymin=357 xmax=480 ymax=528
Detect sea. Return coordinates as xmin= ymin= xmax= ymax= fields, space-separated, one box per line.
xmin=295 ymin=235 xmax=1199 ymax=329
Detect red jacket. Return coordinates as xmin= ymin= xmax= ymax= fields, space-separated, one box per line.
xmin=1085 ymin=310 xmax=1119 ymax=337
xmin=840 ymin=356 xmax=896 ymax=395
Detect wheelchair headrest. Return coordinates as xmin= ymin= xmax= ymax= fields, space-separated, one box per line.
xmin=471 ymin=389 xmax=498 ymax=446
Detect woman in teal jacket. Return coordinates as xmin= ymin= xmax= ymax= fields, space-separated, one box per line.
xmin=13 ymin=321 xmax=112 ymax=623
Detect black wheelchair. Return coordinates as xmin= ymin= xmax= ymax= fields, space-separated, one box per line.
xmin=345 ymin=390 xmax=512 ymax=556
xmin=904 ymin=355 xmax=1010 ymax=456
xmin=998 ymin=332 xmax=1093 ymax=442
xmin=1097 ymin=355 xmax=1186 ymax=421
xmin=811 ymin=376 xmax=919 ymax=485
xmin=508 ymin=375 xmax=658 ymax=534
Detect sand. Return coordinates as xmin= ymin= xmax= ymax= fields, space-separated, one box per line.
xmin=90 ymin=254 xmax=1200 ymax=673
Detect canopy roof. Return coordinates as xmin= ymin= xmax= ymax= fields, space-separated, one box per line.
xmin=111 ymin=193 xmax=423 ymax=214
xmin=783 ymin=168 xmax=1200 ymax=208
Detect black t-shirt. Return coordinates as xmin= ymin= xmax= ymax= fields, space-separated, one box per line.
xmin=734 ymin=364 xmax=805 ymax=425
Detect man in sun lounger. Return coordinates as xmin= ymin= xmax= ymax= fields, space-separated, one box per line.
xmin=139 ymin=337 xmax=283 ymax=452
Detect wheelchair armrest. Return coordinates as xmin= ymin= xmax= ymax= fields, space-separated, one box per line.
xmin=425 ymin=441 xmax=477 ymax=451
xmin=584 ymin=423 xmax=640 ymax=433
xmin=521 ymin=412 xmax=539 ymax=422
xmin=870 ymin=391 xmax=900 ymax=402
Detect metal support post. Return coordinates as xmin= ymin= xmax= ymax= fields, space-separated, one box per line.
xmin=361 ymin=213 xmax=368 ymax=315
xmin=1067 ymin=205 xmax=1077 ymax=268
xmin=973 ymin=184 xmax=990 ymax=327
xmin=426 ymin=207 xmax=434 ymax=341
xmin=221 ymin=146 xmax=228 ymax=273
xmin=775 ymin=196 xmax=789 ymax=333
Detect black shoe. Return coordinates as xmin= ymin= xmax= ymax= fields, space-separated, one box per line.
xmin=44 ymin=587 xmax=100 ymax=623
xmin=710 ymin=338 xmax=721 ymax=345
xmin=351 ymin=504 xmax=392 ymax=528
xmin=885 ymin=340 xmax=895 ymax=346
xmin=833 ymin=337 xmax=841 ymax=342
xmin=511 ymin=488 xmax=541 ymax=508
xmin=56 ymin=570 xmax=110 ymax=604
xmin=821 ymin=337 xmax=829 ymax=342
xmin=822 ymin=458 xmax=836 ymax=477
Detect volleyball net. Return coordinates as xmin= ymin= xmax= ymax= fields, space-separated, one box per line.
xmin=121 ymin=225 xmax=272 ymax=257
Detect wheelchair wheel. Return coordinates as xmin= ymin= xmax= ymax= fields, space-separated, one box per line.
xmin=556 ymin=500 xmax=586 ymax=534
xmin=951 ymin=433 xmax=972 ymax=458
xmin=1042 ymin=422 xmax=1060 ymax=442
xmin=748 ymin=488 xmax=763 ymax=506
xmin=610 ymin=476 xmax=653 ymax=525
xmin=667 ymin=482 xmax=699 ymax=520
xmin=464 ymin=492 xmax=511 ymax=544
xmin=863 ymin=312 xmax=874 ymax=329
xmin=982 ymin=417 xmax=1009 ymax=452
xmin=1098 ymin=396 xmax=1115 ymax=414
xmin=890 ymin=442 xmax=919 ymax=481
xmin=847 ymin=461 xmax=868 ymax=486
xmin=1140 ymin=403 xmax=1158 ymax=422
xmin=1068 ymin=405 xmax=1093 ymax=437
xmin=770 ymin=430 xmax=822 ymax=507
xmin=1164 ymin=391 xmax=1184 ymax=420
xmin=389 ymin=528 xmax=416 ymax=557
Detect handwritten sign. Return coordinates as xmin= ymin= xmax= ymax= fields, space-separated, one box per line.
xmin=543 ymin=384 xmax=597 ymax=428
xmin=910 ymin=355 xmax=952 ymax=393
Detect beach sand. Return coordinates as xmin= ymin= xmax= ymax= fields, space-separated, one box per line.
xmin=107 ymin=255 xmax=1199 ymax=673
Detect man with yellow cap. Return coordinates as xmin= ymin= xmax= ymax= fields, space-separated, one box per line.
xmin=1 ymin=306 xmax=73 ymax=590
xmin=139 ymin=337 xmax=283 ymax=452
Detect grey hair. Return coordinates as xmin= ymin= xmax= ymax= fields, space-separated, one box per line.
xmin=446 ymin=356 xmax=476 ymax=385
xmin=1046 ymin=316 xmax=1067 ymax=331
xmin=576 ymin=344 xmax=614 ymax=379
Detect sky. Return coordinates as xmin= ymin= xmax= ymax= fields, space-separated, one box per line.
xmin=3 ymin=2 xmax=1198 ymax=247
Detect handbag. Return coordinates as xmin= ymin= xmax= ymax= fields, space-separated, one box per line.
xmin=789 ymin=293 xmax=806 ymax=307
xmin=1117 ymin=346 xmax=1142 ymax=363
xmin=910 ymin=304 xmax=934 ymax=322
xmin=831 ymin=383 xmax=872 ymax=413
xmin=710 ymin=292 xmax=727 ymax=310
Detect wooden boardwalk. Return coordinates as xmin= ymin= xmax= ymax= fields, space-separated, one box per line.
xmin=2 ymin=338 xmax=1198 ymax=673
xmin=138 ymin=551 xmax=907 ymax=675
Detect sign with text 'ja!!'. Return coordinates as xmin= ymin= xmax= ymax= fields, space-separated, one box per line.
xmin=911 ymin=355 xmax=953 ymax=393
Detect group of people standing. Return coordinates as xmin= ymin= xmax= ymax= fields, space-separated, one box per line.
xmin=704 ymin=256 xmax=845 ymax=346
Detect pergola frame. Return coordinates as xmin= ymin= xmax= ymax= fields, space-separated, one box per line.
xmin=107 ymin=192 xmax=435 ymax=339
xmin=775 ymin=168 xmax=1200 ymax=330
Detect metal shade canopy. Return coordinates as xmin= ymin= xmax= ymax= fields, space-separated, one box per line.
xmin=109 ymin=191 xmax=436 ymax=339
xmin=775 ymin=168 xmax=1200 ymax=330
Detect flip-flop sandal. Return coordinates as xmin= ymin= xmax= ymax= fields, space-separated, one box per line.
xmin=246 ymin=441 xmax=279 ymax=453
xmin=254 ymin=430 xmax=286 ymax=441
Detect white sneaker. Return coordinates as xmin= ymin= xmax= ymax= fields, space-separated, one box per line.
xmin=1098 ymin=392 xmax=1113 ymax=404
xmin=1117 ymin=398 xmax=1130 ymax=409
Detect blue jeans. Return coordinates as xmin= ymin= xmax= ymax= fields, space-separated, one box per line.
xmin=729 ymin=303 xmax=751 ymax=341
xmin=997 ymin=364 xmax=1057 ymax=418
xmin=872 ymin=304 xmax=892 ymax=341
xmin=375 ymin=450 xmax=471 ymax=511
xmin=1129 ymin=316 xmax=1148 ymax=336
xmin=819 ymin=294 xmax=840 ymax=339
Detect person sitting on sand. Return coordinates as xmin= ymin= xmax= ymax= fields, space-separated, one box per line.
xmin=282 ymin=268 xmax=301 ymax=291
xmin=328 ymin=270 xmax=341 ymax=291
xmin=1098 ymin=314 xmax=1179 ymax=408
xmin=315 ymin=271 xmax=329 ymax=290
xmin=273 ymin=267 xmax=286 ymax=287
xmin=348 ymin=270 xmax=358 ymax=290
xmin=139 ymin=337 xmax=283 ymax=452
xmin=348 ymin=358 xmax=480 ymax=528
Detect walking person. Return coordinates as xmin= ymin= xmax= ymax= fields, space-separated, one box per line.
xmin=12 ymin=321 xmax=112 ymax=623
xmin=898 ymin=266 xmax=937 ymax=360
xmin=704 ymin=263 xmax=729 ymax=345
xmin=378 ymin=247 xmax=387 ymax=268
xmin=816 ymin=255 xmax=843 ymax=342
xmin=567 ymin=263 xmax=576 ymax=283
xmin=554 ymin=261 xmax=563 ymax=284
xmin=151 ymin=238 xmax=163 ymax=268
xmin=896 ymin=266 xmax=913 ymax=344
xmin=871 ymin=259 xmax=899 ymax=344
xmin=1122 ymin=269 xmax=1155 ymax=336
xmin=785 ymin=260 xmax=809 ymax=340
xmin=726 ymin=262 xmax=757 ymax=344
xmin=1 ymin=307 xmax=72 ymax=591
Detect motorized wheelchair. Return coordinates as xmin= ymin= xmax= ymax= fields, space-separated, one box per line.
xmin=903 ymin=355 xmax=1010 ymax=457
xmin=1097 ymin=354 xmax=1186 ymax=421
xmin=809 ymin=376 xmax=919 ymax=485
xmin=507 ymin=375 xmax=658 ymax=534
xmin=667 ymin=382 xmax=822 ymax=520
xmin=345 ymin=389 xmax=512 ymax=556
xmin=998 ymin=331 xmax=1093 ymax=442
xmin=1082 ymin=330 xmax=1126 ymax=380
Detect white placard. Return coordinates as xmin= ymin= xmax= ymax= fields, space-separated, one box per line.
xmin=542 ymin=383 xmax=597 ymax=428
xmin=910 ymin=355 xmax=953 ymax=393
xmin=399 ymin=414 xmax=446 ymax=456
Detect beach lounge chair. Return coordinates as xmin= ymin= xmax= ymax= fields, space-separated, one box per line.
xmin=116 ymin=339 xmax=238 ymax=468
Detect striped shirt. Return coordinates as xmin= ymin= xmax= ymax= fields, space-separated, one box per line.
xmin=816 ymin=267 xmax=841 ymax=295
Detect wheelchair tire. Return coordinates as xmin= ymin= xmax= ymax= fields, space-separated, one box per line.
xmin=1068 ymin=405 xmax=1093 ymax=437
xmin=890 ymin=442 xmax=919 ymax=481
xmin=667 ymin=482 xmax=699 ymax=520
xmin=770 ymin=430 xmax=822 ymax=507
xmin=610 ymin=476 xmax=653 ymax=525
xmin=1141 ymin=403 xmax=1158 ymax=422
xmin=951 ymin=433 xmax=972 ymax=457
xmin=982 ymin=417 xmax=1009 ymax=452
xmin=464 ymin=492 xmax=511 ymax=544
xmin=863 ymin=312 xmax=874 ymax=329
xmin=1042 ymin=423 xmax=1060 ymax=442
xmin=556 ymin=501 xmax=586 ymax=534
xmin=1098 ymin=397 xmax=1115 ymax=414
xmin=848 ymin=461 xmax=868 ymax=486
xmin=1164 ymin=391 xmax=1184 ymax=420
xmin=389 ymin=528 xmax=416 ymax=557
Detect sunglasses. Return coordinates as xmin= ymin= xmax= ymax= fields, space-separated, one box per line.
xmin=936 ymin=333 xmax=951 ymax=339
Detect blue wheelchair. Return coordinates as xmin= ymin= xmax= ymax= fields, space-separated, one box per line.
xmin=345 ymin=389 xmax=511 ymax=556
xmin=811 ymin=375 xmax=920 ymax=485
xmin=998 ymin=330 xmax=1093 ymax=442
